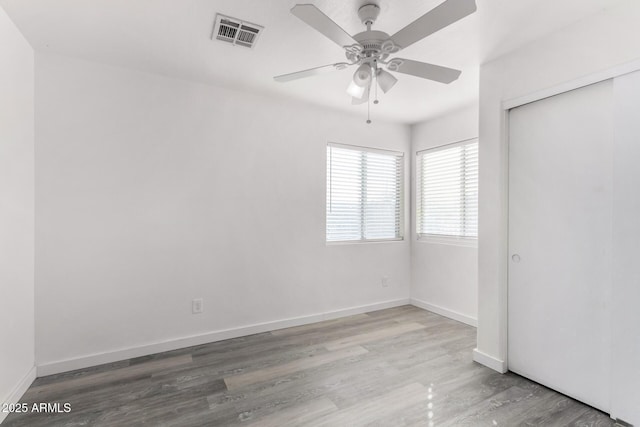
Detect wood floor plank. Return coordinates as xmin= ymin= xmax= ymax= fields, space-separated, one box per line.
xmin=31 ymin=359 xmax=131 ymax=387
xmin=270 ymin=314 xmax=370 ymax=337
xmin=323 ymin=322 xmax=426 ymax=351
xmin=439 ymin=385 xmax=552 ymax=427
xmin=243 ymin=397 xmax=338 ymax=427
xmin=502 ymin=391 xmax=583 ymax=426
xmin=188 ymin=315 xmax=398 ymax=368
xmin=305 ymin=382 xmax=430 ymax=427
xmin=4 ymin=307 xmax=614 ymax=427
xmin=155 ymin=342 xmax=331 ymax=386
xmin=208 ymin=353 xmax=400 ymax=424
xmin=223 ymin=345 xmax=368 ymax=390
xmin=24 ymin=354 xmax=193 ymax=400
xmin=226 ymin=360 xmax=399 ymax=423
xmin=566 ymin=409 xmax=617 ymax=426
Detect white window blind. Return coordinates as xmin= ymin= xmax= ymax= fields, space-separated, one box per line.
xmin=327 ymin=143 xmax=404 ymax=242
xmin=417 ymin=139 xmax=478 ymax=239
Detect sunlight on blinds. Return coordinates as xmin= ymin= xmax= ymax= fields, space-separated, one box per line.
xmin=417 ymin=140 xmax=478 ymax=239
xmin=327 ymin=144 xmax=404 ymax=242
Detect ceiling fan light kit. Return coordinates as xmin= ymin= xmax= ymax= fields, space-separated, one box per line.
xmin=353 ymin=63 xmax=373 ymax=87
xmin=377 ymin=69 xmax=398 ymax=94
xmin=274 ymin=0 xmax=477 ymax=123
xmin=347 ymin=80 xmax=367 ymax=99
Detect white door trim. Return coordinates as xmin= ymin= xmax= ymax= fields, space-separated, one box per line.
xmin=502 ymin=58 xmax=640 ymax=111
xmin=496 ymin=57 xmax=640 ymax=374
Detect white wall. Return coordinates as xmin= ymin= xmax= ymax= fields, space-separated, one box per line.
xmin=410 ymin=105 xmax=478 ymax=326
xmin=0 ymin=5 xmax=35 ymax=420
xmin=477 ymin=0 xmax=640 ymax=373
xmin=34 ymin=53 xmax=411 ymax=371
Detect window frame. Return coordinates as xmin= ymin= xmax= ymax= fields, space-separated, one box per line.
xmin=326 ymin=142 xmax=405 ymax=244
xmin=416 ymin=138 xmax=478 ymax=247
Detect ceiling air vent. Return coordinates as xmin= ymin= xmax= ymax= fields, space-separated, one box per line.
xmin=212 ymin=14 xmax=264 ymax=49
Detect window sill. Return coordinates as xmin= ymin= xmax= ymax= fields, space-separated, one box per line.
xmin=326 ymin=238 xmax=405 ymax=246
xmin=416 ymin=235 xmax=477 ymax=248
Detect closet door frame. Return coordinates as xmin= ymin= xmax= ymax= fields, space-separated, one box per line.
xmin=495 ymin=59 xmax=640 ymax=418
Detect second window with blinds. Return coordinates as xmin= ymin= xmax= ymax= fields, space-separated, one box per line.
xmin=326 ymin=143 xmax=404 ymax=243
xmin=416 ymin=139 xmax=478 ymax=243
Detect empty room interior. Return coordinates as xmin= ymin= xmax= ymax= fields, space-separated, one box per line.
xmin=2 ymin=0 xmax=640 ymax=425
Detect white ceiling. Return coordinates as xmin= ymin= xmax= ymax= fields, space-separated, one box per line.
xmin=0 ymin=0 xmax=626 ymax=123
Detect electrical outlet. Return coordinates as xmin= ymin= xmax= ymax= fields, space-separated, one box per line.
xmin=192 ymin=298 xmax=203 ymax=314
xmin=381 ymin=276 xmax=390 ymax=287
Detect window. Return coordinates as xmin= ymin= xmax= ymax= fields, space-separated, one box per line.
xmin=417 ymin=139 xmax=478 ymax=240
xmin=326 ymin=143 xmax=404 ymax=242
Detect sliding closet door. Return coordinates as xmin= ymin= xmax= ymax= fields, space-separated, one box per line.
xmin=611 ymin=70 xmax=640 ymax=424
xmin=508 ymin=81 xmax=613 ymax=412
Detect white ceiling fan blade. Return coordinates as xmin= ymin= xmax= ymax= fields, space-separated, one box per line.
xmin=291 ymin=4 xmax=357 ymax=48
xmin=390 ymin=0 xmax=476 ymax=50
xmin=274 ymin=63 xmax=349 ymax=82
xmin=388 ymin=58 xmax=461 ymax=84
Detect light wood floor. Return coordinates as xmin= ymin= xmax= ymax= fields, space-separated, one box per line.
xmin=4 ymin=306 xmax=614 ymax=426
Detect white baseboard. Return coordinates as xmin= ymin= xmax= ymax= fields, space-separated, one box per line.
xmin=0 ymin=366 xmax=37 ymax=425
xmin=472 ymin=348 xmax=507 ymax=373
xmin=409 ymin=301 xmax=505 ymax=374
xmin=410 ymin=298 xmax=477 ymax=327
xmin=37 ymin=298 xmax=410 ymax=377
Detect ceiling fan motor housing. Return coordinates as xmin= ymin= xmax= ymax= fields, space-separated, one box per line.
xmin=346 ymin=4 xmax=401 ymax=66
xmin=346 ymin=30 xmax=399 ymax=64
xmin=358 ymin=4 xmax=380 ymax=25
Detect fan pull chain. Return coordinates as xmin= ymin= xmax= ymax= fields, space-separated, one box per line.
xmin=374 ymin=67 xmax=379 ymax=105
xmin=367 ymin=84 xmax=371 ymax=124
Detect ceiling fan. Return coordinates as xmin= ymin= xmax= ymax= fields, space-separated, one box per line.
xmin=274 ymin=0 xmax=477 ymax=123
